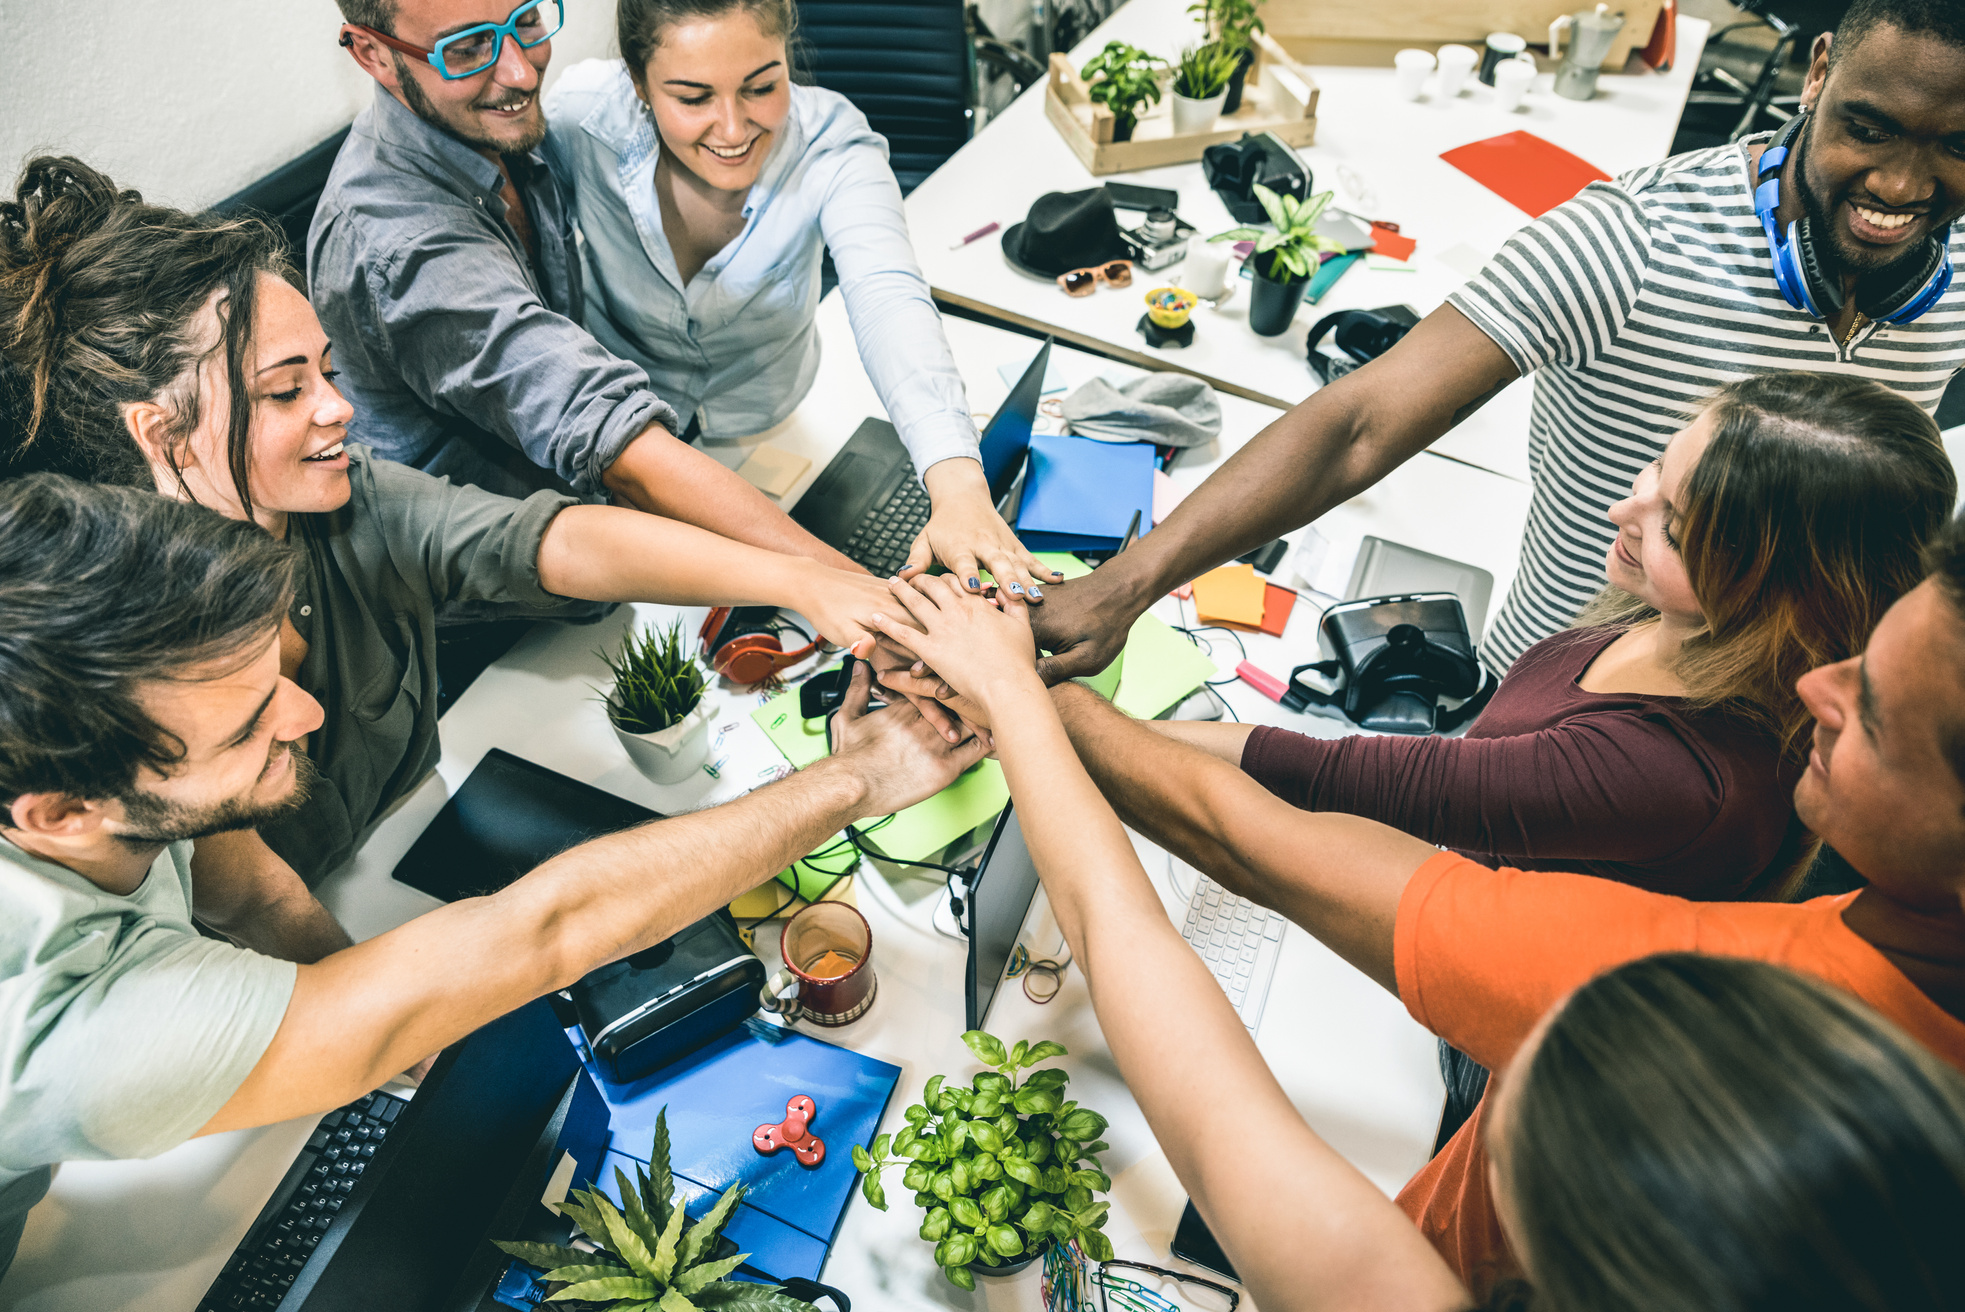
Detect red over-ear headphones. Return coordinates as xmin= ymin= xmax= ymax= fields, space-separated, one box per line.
xmin=699 ymin=605 xmax=821 ymax=685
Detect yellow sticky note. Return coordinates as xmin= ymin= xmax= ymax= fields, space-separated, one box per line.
xmin=1191 ymin=563 xmax=1267 ymax=628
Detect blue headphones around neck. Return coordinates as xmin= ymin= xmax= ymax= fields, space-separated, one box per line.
xmin=1754 ymin=110 xmax=1954 ymax=324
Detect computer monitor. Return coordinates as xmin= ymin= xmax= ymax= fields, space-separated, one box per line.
xmin=978 ymin=341 xmax=1052 ymax=503
xmin=965 ymin=807 xmax=1046 ymax=1032
xmin=280 ymin=997 xmax=607 ymax=1312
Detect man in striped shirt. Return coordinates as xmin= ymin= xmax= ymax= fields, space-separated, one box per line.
xmin=1022 ymin=0 xmax=1965 ymax=683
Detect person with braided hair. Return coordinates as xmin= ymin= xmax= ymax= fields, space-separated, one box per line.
xmin=0 ymin=155 xmax=935 ymax=884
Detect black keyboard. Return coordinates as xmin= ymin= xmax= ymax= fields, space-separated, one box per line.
xmin=198 ymin=1090 xmax=406 ymax=1311
xmin=840 ymin=477 xmax=933 ymax=576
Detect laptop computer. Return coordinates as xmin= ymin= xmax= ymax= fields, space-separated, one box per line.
xmin=790 ymin=340 xmax=1053 ymax=577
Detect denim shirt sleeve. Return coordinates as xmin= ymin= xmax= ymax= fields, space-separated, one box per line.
xmin=360 ymin=220 xmax=681 ymax=494
xmin=813 ymin=127 xmax=982 ymax=477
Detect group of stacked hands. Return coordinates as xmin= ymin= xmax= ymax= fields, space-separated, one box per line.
xmin=2 ymin=0 xmax=1965 ymax=1308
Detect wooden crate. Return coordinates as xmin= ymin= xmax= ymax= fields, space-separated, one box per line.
xmin=1261 ymin=0 xmax=1664 ymax=70
xmin=1045 ymin=32 xmax=1319 ymax=176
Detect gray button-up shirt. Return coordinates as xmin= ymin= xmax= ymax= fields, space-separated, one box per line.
xmin=308 ymin=89 xmax=680 ymax=499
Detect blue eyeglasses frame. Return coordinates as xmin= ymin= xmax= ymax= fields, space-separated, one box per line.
xmin=337 ymin=0 xmax=564 ymax=80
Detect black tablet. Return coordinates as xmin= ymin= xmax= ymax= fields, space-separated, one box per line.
xmin=391 ymin=748 xmax=661 ymax=903
xmin=965 ymin=807 xmax=1045 ymax=1032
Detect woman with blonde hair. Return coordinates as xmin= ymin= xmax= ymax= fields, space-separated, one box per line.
xmin=1149 ymin=371 xmax=1954 ymax=901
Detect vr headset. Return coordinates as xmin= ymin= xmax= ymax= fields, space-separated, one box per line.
xmin=1202 ymin=132 xmax=1311 ymax=225
xmin=1284 ymin=593 xmax=1494 ymax=735
xmin=1305 ymin=305 xmax=1419 ymax=384
xmin=699 ymin=605 xmax=818 ymax=685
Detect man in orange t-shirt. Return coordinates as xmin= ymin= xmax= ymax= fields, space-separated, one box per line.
xmin=1048 ymin=511 xmax=1965 ymax=1298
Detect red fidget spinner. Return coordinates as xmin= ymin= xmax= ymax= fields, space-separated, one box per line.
xmin=754 ymin=1094 xmax=825 ymax=1167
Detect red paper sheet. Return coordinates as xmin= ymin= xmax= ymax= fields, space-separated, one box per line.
xmin=1369 ymin=223 xmax=1416 ymax=262
xmin=1439 ymin=131 xmax=1611 ymax=218
xmin=1259 ymin=584 xmax=1297 ymax=637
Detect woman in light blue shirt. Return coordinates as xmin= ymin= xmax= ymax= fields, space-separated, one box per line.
xmin=545 ymin=0 xmax=1060 ymax=599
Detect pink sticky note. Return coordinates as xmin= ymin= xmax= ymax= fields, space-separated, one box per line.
xmin=1152 ymin=470 xmax=1188 ymax=525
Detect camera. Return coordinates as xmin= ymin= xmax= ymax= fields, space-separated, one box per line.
xmin=1122 ymin=207 xmax=1195 ymax=272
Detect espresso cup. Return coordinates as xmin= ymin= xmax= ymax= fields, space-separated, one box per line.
xmin=1478 ymin=32 xmax=1528 ymax=85
xmin=759 ymin=901 xmax=877 ymax=1026
xmin=1435 ymin=44 xmax=1479 ymax=99
xmin=1393 ymin=48 xmax=1435 ymax=101
xmin=1493 ymin=54 xmax=1537 ymax=112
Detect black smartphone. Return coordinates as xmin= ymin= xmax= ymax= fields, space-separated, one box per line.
xmin=1105 ymin=181 xmax=1180 ymax=212
xmin=1170 ymin=1199 xmax=1240 ymax=1281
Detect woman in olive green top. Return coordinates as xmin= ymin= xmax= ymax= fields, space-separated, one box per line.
xmin=0 ymin=156 xmax=899 ymax=882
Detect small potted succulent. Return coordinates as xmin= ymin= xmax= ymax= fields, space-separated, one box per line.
xmin=1171 ymin=42 xmax=1240 ymax=134
xmin=1079 ymin=41 xmax=1169 ymax=142
xmin=1188 ymin=0 xmax=1266 ymax=112
xmin=495 ymin=1109 xmax=817 ymax=1311
xmin=1212 ymin=185 xmax=1345 ymax=336
xmin=602 ymin=619 xmax=711 ymax=785
xmin=853 ymin=1031 xmax=1115 ymax=1291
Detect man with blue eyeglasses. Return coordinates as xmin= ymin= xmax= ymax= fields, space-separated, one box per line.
xmin=311 ymin=0 xmax=858 ymax=565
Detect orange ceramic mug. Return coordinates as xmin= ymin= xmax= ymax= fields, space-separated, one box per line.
xmin=758 ymin=902 xmax=877 ymax=1026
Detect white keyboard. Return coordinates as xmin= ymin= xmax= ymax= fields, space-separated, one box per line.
xmin=1179 ymin=873 xmax=1286 ymax=1033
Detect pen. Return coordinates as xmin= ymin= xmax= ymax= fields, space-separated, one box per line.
xmin=1119 ymin=508 xmax=1142 ymax=553
xmin=949 ymin=221 xmax=1000 ymax=250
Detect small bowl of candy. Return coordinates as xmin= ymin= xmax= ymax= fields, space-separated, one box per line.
xmin=1143 ymin=286 xmax=1199 ymax=329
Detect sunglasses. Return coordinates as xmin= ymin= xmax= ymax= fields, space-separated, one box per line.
xmin=338 ymin=0 xmax=564 ymax=81
xmin=1057 ymin=261 xmax=1134 ymax=296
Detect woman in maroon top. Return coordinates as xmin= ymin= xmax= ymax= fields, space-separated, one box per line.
xmin=1156 ymin=372 xmax=1955 ymax=901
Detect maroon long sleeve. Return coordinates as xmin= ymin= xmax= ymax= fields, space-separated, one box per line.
xmin=1239 ymin=628 xmax=1804 ymax=899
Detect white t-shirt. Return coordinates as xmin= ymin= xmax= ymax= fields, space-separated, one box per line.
xmin=1448 ymin=136 xmax=1965 ymax=672
xmin=0 ymin=837 xmax=295 ymax=1274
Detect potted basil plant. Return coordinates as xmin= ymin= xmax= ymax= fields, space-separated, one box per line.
xmin=1079 ymin=41 xmax=1169 ymax=142
xmin=601 ymin=619 xmax=711 ymax=784
xmin=853 ymin=1031 xmax=1115 ymax=1290
xmin=1212 ymin=185 xmax=1345 ymax=336
xmin=1171 ymin=42 xmax=1240 ymax=134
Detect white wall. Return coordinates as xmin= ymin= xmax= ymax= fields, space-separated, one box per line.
xmin=0 ymin=0 xmax=623 ymax=211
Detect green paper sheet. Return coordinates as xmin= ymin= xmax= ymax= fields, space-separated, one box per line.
xmin=1035 ymin=553 xmax=1220 ymax=719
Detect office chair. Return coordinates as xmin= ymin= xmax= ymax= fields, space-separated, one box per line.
xmin=796 ymin=0 xmax=975 ymax=194
xmin=215 ymin=128 xmax=351 ymax=274
xmin=1687 ymin=0 xmax=1847 ymax=141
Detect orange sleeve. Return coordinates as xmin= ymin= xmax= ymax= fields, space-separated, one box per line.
xmin=1394 ymin=853 xmax=1710 ymax=1071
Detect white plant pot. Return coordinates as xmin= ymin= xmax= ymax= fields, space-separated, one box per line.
xmin=1171 ymin=88 xmax=1228 ymax=135
xmin=610 ymin=698 xmax=712 ymax=784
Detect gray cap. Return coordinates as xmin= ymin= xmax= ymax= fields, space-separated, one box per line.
xmin=1059 ymin=374 xmax=1222 ymax=448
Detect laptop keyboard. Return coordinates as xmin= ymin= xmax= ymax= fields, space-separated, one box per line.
xmin=841 ymin=477 xmax=933 ymax=576
xmin=1180 ymin=873 xmax=1286 ymax=1033
xmin=198 ymin=1090 xmax=406 ymax=1310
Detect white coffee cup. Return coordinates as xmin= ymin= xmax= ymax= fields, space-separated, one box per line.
xmin=1181 ymin=240 xmax=1233 ymax=301
xmin=1393 ymin=48 xmax=1435 ymax=101
xmin=1435 ymin=44 xmax=1479 ymax=99
xmin=1494 ymin=54 xmax=1536 ymax=112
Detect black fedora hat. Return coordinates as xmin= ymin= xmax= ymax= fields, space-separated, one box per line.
xmin=1001 ymin=188 xmax=1136 ymax=280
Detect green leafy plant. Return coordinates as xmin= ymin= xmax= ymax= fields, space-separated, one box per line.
xmin=1173 ymin=42 xmax=1240 ymax=99
xmin=1187 ymin=0 xmax=1265 ymax=53
xmin=1079 ymin=41 xmax=1170 ymax=136
xmin=853 ymin=1031 xmax=1114 ymax=1291
xmin=600 ymin=619 xmax=706 ymax=735
xmin=1211 ymin=185 xmax=1344 ymax=283
xmin=494 ymin=1109 xmax=815 ymax=1312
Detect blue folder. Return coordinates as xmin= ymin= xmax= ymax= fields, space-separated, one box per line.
xmin=1015 ymin=434 xmax=1156 ymax=553
xmin=567 ymin=1019 xmax=901 ymax=1281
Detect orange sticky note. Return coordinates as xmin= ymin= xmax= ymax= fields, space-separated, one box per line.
xmin=1369 ymin=223 xmax=1416 ymax=262
xmin=1191 ymin=563 xmax=1267 ymax=629
xmin=1260 ymin=584 xmax=1297 ymax=637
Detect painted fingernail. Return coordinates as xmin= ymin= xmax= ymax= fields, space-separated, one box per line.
xmin=1052 ymin=569 xmax=1065 ymax=578
xmin=968 ymin=576 xmax=981 ymax=590
xmin=1007 ymin=583 xmax=1025 ymax=596
xmin=1029 ymin=586 xmax=1044 ymax=599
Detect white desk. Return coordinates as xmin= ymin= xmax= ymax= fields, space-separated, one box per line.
xmin=905 ymin=0 xmax=1709 ymax=481
xmin=1 ymin=302 xmax=1528 ymax=1312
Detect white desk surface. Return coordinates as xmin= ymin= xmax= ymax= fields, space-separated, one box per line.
xmin=1 ymin=302 xmax=1528 ymax=1312
xmin=905 ymin=0 xmax=1710 ymax=483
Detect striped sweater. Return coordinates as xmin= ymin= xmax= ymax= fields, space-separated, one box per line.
xmin=1448 ymin=136 xmax=1965 ymax=673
